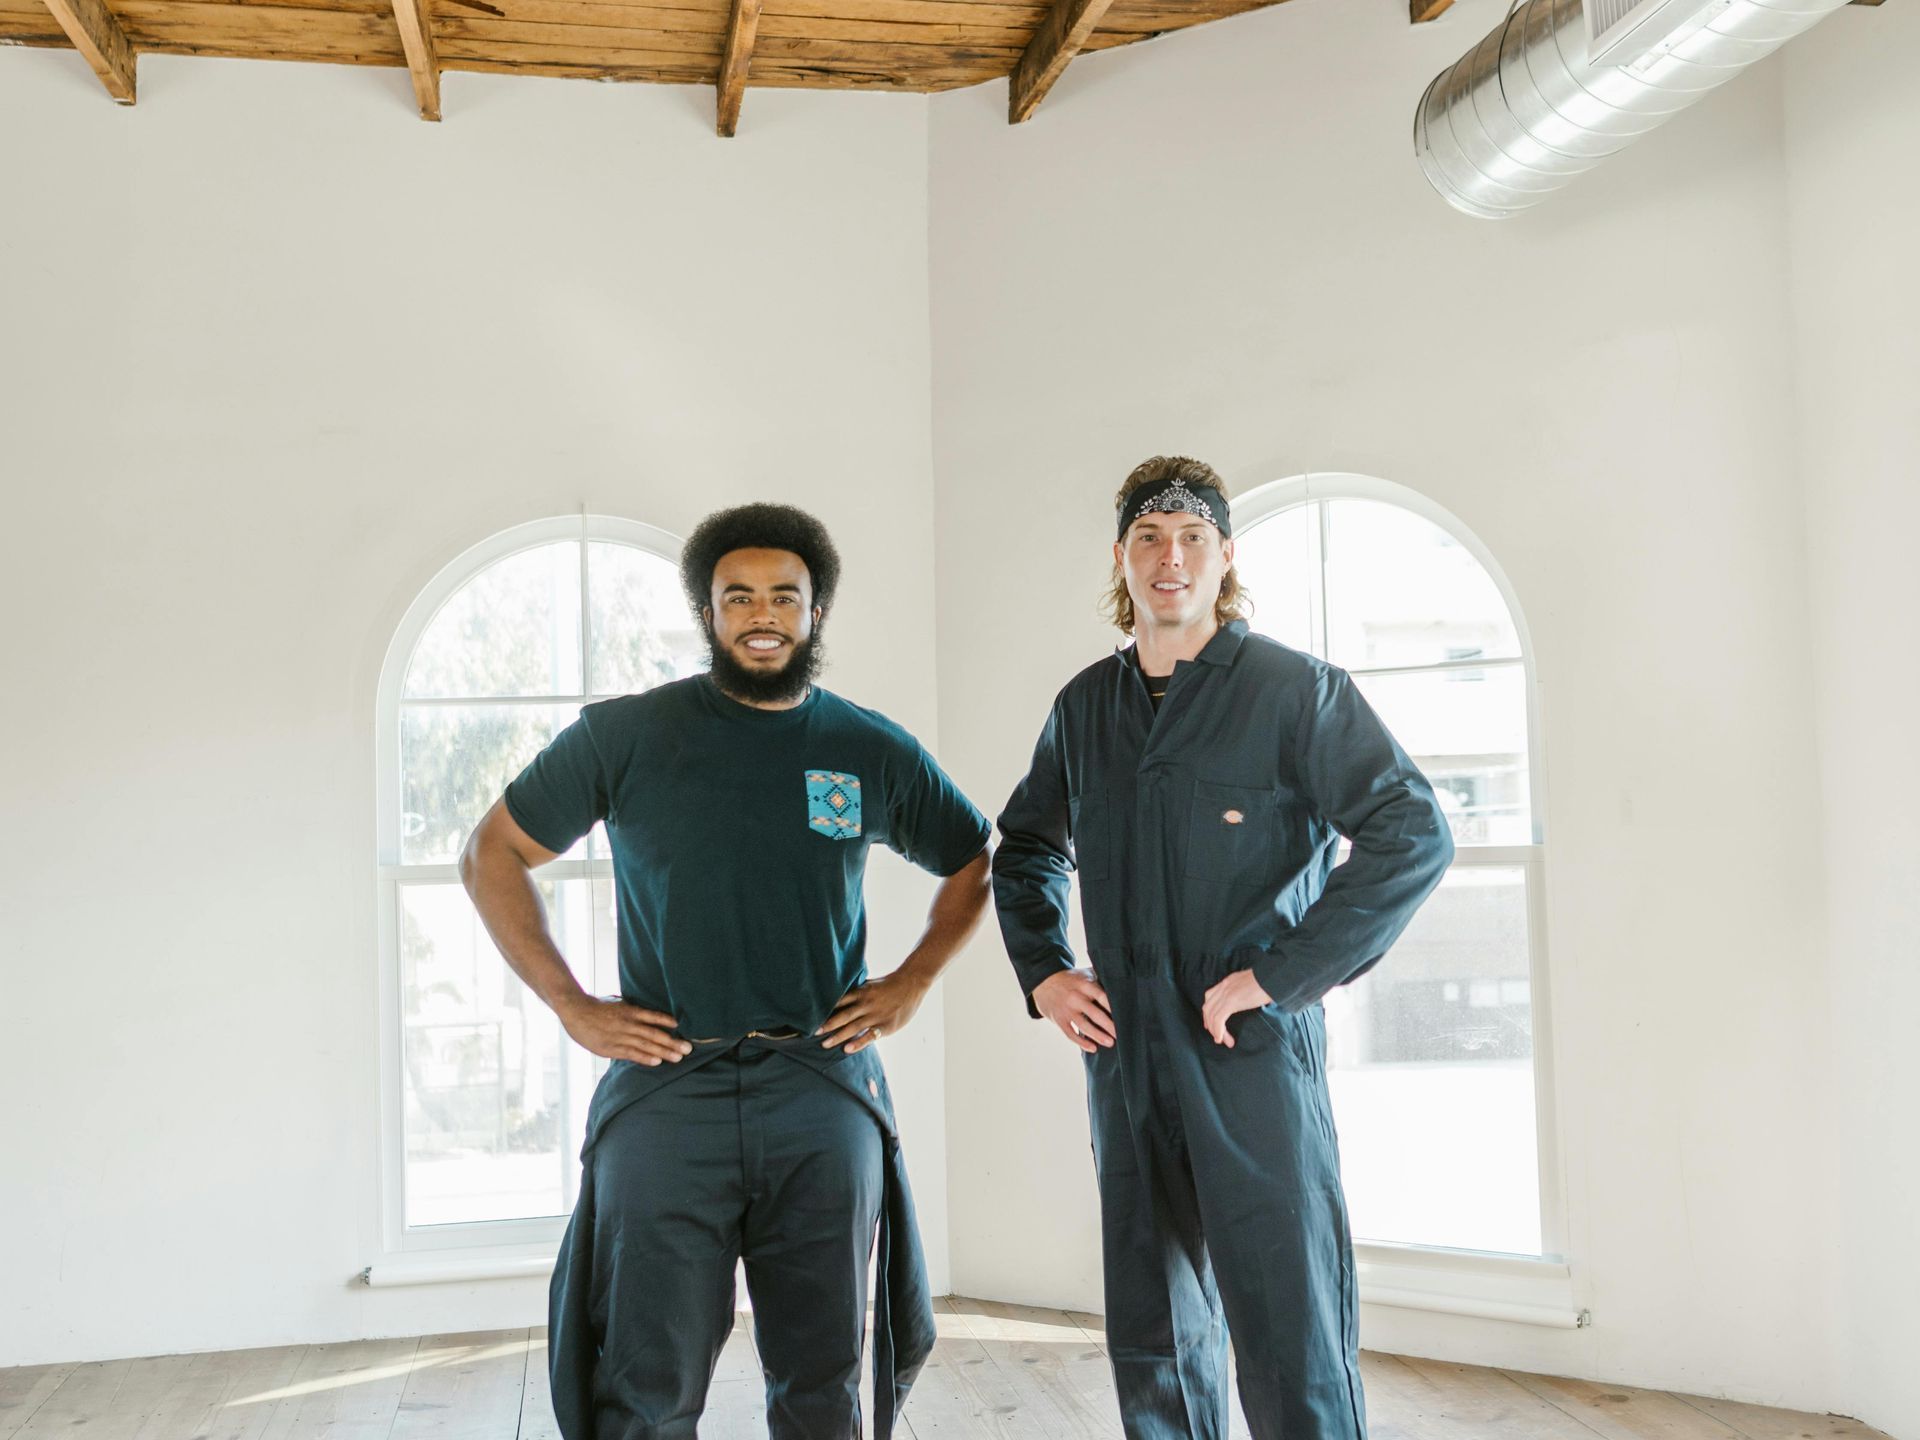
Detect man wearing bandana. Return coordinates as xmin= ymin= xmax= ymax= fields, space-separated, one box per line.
xmin=460 ymin=503 xmax=992 ymax=1440
xmin=992 ymin=457 xmax=1454 ymax=1440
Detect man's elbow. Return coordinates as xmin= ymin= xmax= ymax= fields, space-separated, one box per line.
xmin=458 ymin=809 xmax=503 ymax=894
xmin=945 ymin=847 xmax=993 ymax=908
xmin=972 ymin=847 xmax=996 ymax=895
xmin=989 ymin=832 xmax=1058 ymax=882
xmin=457 ymin=829 xmax=483 ymax=894
xmin=987 ymin=836 xmax=1013 ymax=884
xmin=1426 ymin=805 xmax=1457 ymax=872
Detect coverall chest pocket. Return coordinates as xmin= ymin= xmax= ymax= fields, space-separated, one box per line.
xmin=1069 ymin=788 xmax=1111 ymax=882
xmin=1185 ymin=780 xmax=1281 ymax=884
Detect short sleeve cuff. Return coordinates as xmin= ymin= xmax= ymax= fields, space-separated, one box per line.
xmin=504 ymin=783 xmax=575 ymax=857
xmin=930 ymin=829 xmax=992 ymax=878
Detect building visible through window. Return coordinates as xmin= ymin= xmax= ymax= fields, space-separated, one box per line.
xmin=1233 ymin=488 xmax=1550 ymax=1257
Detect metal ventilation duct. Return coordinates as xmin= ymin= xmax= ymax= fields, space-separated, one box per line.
xmin=1414 ymin=0 xmax=1852 ymax=219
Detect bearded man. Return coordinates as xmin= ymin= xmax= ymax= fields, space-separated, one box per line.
xmin=461 ymin=502 xmax=991 ymax=1440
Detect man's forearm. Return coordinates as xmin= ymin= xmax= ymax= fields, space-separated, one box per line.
xmin=459 ymin=842 xmax=590 ymax=1020
xmin=893 ymin=851 xmax=992 ymax=990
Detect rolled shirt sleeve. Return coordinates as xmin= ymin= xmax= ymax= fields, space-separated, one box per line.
xmin=1252 ymin=668 xmax=1456 ymax=1013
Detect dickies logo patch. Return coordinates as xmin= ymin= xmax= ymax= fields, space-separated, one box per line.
xmin=806 ymin=771 xmax=863 ymax=840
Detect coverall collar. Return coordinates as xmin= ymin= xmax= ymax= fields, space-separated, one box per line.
xmin=1119 ymin=618 xmax=1250 ymax=670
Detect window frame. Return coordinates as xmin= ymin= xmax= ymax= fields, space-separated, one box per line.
xmin=1232 ymin=474 xmax=1575 ymax=1318
xmin=371 ymin=513 xmax=683 ymax=1262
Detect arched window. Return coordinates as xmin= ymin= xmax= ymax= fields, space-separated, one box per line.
xmin=1233 ymin=477 xmax=1556 ymax=1261
xmin=373 ymin=516 xmax=703 ymax=1254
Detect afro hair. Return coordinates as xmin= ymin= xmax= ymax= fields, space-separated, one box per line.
xmin=679 ymin=503 xmax=843 ymax=621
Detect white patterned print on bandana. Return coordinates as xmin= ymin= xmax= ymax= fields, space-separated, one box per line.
xmin=1139 ymin=481 xmax=1217 ymax=528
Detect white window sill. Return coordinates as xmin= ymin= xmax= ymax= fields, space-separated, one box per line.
xmin=1355 ymin=1241 xmax=1587 ymax=1329
xmin=359 ymin=1252 xmax=559 ymax=1288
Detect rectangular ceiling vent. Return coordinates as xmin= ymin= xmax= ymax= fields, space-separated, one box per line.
xmin=1586 ymin=0 xmax=1723 ymax=65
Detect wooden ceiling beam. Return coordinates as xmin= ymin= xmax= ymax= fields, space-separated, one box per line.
xmin=41 ymin=0 xmax=137 ymax=101
xmin=1007 ymin=0 xmax=1115 ymax=122
xmin=715 ymin=0 xmax=763 ymax=135
xmin=1414 ymin=0 xmax=1872 ymax=16
xmin=390 ymin=0 xmax=441 ymax=118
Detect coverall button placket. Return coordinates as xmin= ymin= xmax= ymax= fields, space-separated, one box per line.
xmin=1138 ymin=663 xmax=1200 ymax=761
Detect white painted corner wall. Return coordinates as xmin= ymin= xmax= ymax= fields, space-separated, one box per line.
xmin=1782 ymin=4 xmax=1920 ymax=1435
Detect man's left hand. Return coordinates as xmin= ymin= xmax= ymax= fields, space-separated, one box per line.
xmin=1201 ymin=969 xmax=1274 ymax=1047
xmin=818 ymin=971 xmax=930 ymax=1054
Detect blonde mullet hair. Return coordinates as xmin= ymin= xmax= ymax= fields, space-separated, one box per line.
xmin=1101 ymin=455 xmax=1252 ymax=635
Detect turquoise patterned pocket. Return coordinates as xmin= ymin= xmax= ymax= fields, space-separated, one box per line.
xmin=806 ymin=771 xmax=863 ymax=840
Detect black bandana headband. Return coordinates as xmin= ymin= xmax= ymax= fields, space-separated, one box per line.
xmin=1118 ymin=478 xmax=1233 ymax=541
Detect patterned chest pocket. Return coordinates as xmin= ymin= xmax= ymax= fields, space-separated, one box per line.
xmin=806 ymin=771 xmax=864 ymax=841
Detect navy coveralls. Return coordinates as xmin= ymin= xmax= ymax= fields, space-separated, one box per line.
xmin=993 ymin=620 xmax=1454 ymax=1440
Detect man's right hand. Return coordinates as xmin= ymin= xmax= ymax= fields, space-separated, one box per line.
xmin=1032 ymin=968 xmax=1116 ymax=1053
xmin=559 ymin=995 xmax=694 ymax=1067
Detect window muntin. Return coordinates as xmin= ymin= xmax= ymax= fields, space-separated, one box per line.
xmin=398 ymin=875 xmax=612 ymax=1227
xmin=405 ymin=542 xmax=585 ymax=700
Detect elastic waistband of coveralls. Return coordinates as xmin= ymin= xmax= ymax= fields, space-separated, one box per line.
xmin=1089 ymin=945 xmax=1284 ymax=987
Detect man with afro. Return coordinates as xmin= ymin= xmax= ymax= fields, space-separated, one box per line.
xmin=460 ymin=503 xmax=992 ymax=1439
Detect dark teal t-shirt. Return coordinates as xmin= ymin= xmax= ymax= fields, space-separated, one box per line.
xmin=504 ymin=675 xmax=990 ymax=1039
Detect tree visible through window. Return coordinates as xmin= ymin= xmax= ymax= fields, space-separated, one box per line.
xmin=1234 ymin=491 xmax=1548 ymax=1257
xmin=382 ymin=524 xmax=703 ymax=1232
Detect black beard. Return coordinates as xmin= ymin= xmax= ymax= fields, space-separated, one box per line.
xmin=705 ymin=626 xmax=825 ymax=706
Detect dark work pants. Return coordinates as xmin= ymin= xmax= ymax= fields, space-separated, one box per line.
xmin=1087 ymin=955 xmax=1366 ymax=1440
xmin=582 ymin=1043 xmax=884 ymax=1440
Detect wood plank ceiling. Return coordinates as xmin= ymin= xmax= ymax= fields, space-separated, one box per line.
xmin=18 ymin=0 xmax=1740 ymax=136
xmin=1 ymin=0 xmax=1420 ymax=132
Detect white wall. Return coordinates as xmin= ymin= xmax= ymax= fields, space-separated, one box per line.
xmin=1784 ymin=10 xmax=1920 ymax=1438
xmin=0 ymin=50 xmax=948 ymax=1366
xmin=928 ymin=0 xmax=1844 ymax=1416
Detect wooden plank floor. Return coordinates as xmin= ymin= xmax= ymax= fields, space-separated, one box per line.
xmin=0 ymin=1298 xmax=1893 ymax=1440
